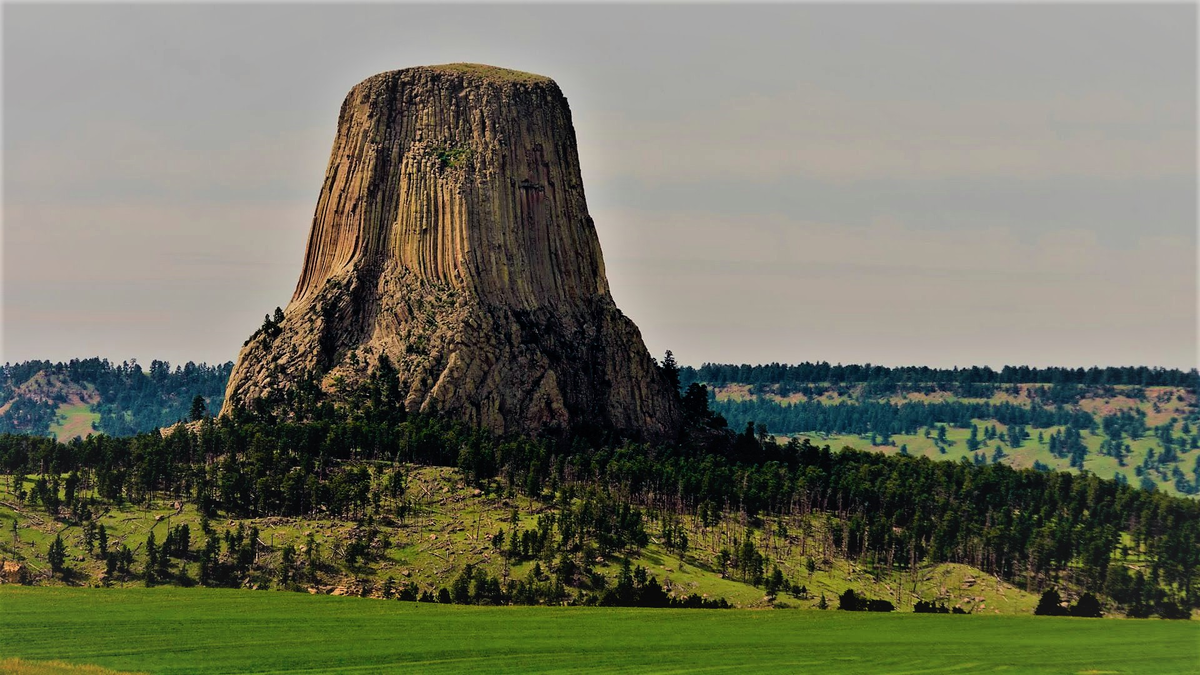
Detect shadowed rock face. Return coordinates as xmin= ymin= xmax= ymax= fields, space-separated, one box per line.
xmin=222 ymin=64 xmax=682 ymax=439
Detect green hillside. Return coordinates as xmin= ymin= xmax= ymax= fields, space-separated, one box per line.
xmin=0 ymin=465 xmax=1044 ymax=614
xmin=686 ymin=366 xmax=1199 ymax=497
xmin=2 ymin=359 xmax=1197 ymax=625
xmin=0 ymin=359 xmax=231 ymax=440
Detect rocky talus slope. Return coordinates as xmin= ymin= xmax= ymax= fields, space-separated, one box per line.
xmin=223 ymin=64 xmax=681 ymax=439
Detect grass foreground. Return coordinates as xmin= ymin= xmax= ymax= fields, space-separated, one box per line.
xmin=1 ymin=587 xmax=1197 ymax=674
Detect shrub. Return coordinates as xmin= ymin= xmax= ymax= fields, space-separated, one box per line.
xmin=1035 ymin=589 xmax=1069 ymax=616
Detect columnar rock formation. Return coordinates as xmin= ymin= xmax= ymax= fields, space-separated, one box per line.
xmin=222 ymin=64 xmax=682 ymax=439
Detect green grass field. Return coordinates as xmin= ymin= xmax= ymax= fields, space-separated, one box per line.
xmin=47 ymin=403 xmax=100 ymax=442
xmin=1 ymin=587 xmax=1196 ymax=674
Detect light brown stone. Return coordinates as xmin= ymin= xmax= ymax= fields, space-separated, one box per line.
xmin=222 ymin=64 xmax=680 ymax=439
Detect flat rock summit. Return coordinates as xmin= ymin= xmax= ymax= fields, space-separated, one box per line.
xmin=222 ymin=64 xmax=682 ymax=439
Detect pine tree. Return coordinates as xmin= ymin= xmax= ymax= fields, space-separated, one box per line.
xmin=660 ymin=351 xmax=681 ymax=396
xmin=145 ymin=531 xmax=159 ymax=584
xmin=1034 ymin=589 xmax=1068 ymax=616
xmin=97 ymin=524 xmax=108 ymax=560
xmin=838 ymin=588 xmax=861 ymax=611
xmin=190 ymin=395 xmax=208 ymax=422
xmin=104 ymin=553 xmax=118 ymax=583
xmin=1069 ymin=592 xmax=1103 ymax=618
xmin=83 ymin=520 xmax=96 ymax=555
xmin=47 ymin=534 xmax=66 ymax=575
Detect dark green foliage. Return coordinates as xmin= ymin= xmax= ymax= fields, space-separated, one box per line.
xmin=144 ymin=531 xmax=161 ymax=584
xmin=595 ymin=559 xmax=668 ymax=607
xmin=105 ymin=544 xmax=134 ymax=582
xmin=279 ymin=544 xmax=297 ymax=586
xmin=681 ymin=362 xmax=1199 ymax=389
xmin=914 ymin=600 xmax=950 ymax=613
xmin=681 ymin=382 xmax=725 ymax=429
xmin=82 ymin=519 xmax=96 ymax=555
xmin=1035 ymin=589 xmax=1069 ymax=616
xmin=5 ymin=411 xmax=1198 ymax=611
xmin=838 ymin=588 xmax=860 ymax=611
xmin=161 ymin=524 xmax=191 ymax=560
xmin=431 ymin=145 xmax=471 ymax=169
xmin=190 ymin=395 xmax=208 ymax=422
xmin=735 ymin=534 xmax=765 ymax=585
xmin=659 ymin=351 xmax=681 ymax=396
xmin=4 ymin=358 xmax=1198 ymax=612
xmin=47 ymin=534 xmax=66 ymax=574
xmin=1048 ymin=427 xmax=1089 ymax=468
xmin=0 ymin=358 xmax=232 ymax=437
xmin=0 ymin=398 xmax=58 ymax=435
xmin=246 ymin=310 xmax=284 ymax=346
xmin=1153 ymin=601 xmax=1191 ymax=620
xmin=712 ymin=397 xmax=1094 ymax=438
xmin=837 ymin=589 xmax=894 ymax=612
xmin=430 ymin=564 xmax=573 ymax=608
xmin=1069 ymin=592 xmax=1103 ymax=618
xmin=30 ymin=475 xmax=61 ymax=515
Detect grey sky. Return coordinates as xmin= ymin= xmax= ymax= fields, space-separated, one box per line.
xmin=3 ymin=3 xmax=1196 ymax=369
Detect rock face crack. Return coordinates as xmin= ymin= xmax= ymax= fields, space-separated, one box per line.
xmin=222 ymin=64 xmax=681 ymax=440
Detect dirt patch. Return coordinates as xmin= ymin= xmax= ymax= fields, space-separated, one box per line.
xmin=0 ymin=658 xmax=145 ymax=675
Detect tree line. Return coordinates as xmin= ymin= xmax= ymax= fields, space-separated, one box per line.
xmin=1 ymin=356 xmax=1196 ymax=615
xmin=681 ymin=362 xmax=1198 ymax=388
xmin=710 ymin=397 xmax=1096 ymax=439
xmin=0 ymin=358 xmax=232 ymax=437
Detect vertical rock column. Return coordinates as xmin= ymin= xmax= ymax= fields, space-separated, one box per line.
xmin=223 ymin=64 xmax=681 ymax=440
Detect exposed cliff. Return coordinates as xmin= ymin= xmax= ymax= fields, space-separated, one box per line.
xmin=222 ymin=64 xmax=681 ymax=439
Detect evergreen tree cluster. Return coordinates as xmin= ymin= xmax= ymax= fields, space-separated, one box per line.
xmin=3 ymin=358 xmax=1197 ymax=614
xmin=0 ymin=398 xmax=59 ymax=435
xmin=1033 ymin=589 xmax=1104 ymax=618
xmin=712 ymin=397 xmax=1094 ymax=438
xmin=0 ymin=358 xmax=232 ymax=437
xmin=837 ymin=588 xmax=894 ymax=612
xmin=913 ymin=600 xmax=953 ymax=614
xmin=682 ymin=362 xmax=1199 ymax=388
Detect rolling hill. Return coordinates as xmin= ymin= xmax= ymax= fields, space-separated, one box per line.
xmin=682 ymin=363 xmax=1200 ymax=497
xmin=0 ymin=359 xmax=231 ymax=440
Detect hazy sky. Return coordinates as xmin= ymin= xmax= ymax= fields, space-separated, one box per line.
xmin=3 ymin=4 xmax=1196 ymax=369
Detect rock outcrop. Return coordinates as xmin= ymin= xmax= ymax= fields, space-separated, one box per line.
xmin=222 ymin=64 xmax=681 ymax=439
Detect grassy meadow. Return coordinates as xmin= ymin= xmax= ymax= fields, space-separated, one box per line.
xmin=713 ymin=383 xmax=1199 ymax=497
xmin=2 ymin=586 xmax=1197 ymax=674
xmin=47 ymin=404 xmax=100 ymax=442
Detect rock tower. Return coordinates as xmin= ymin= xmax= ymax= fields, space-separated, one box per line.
xmin=222 ymin=64 xmax=682 ymax=439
